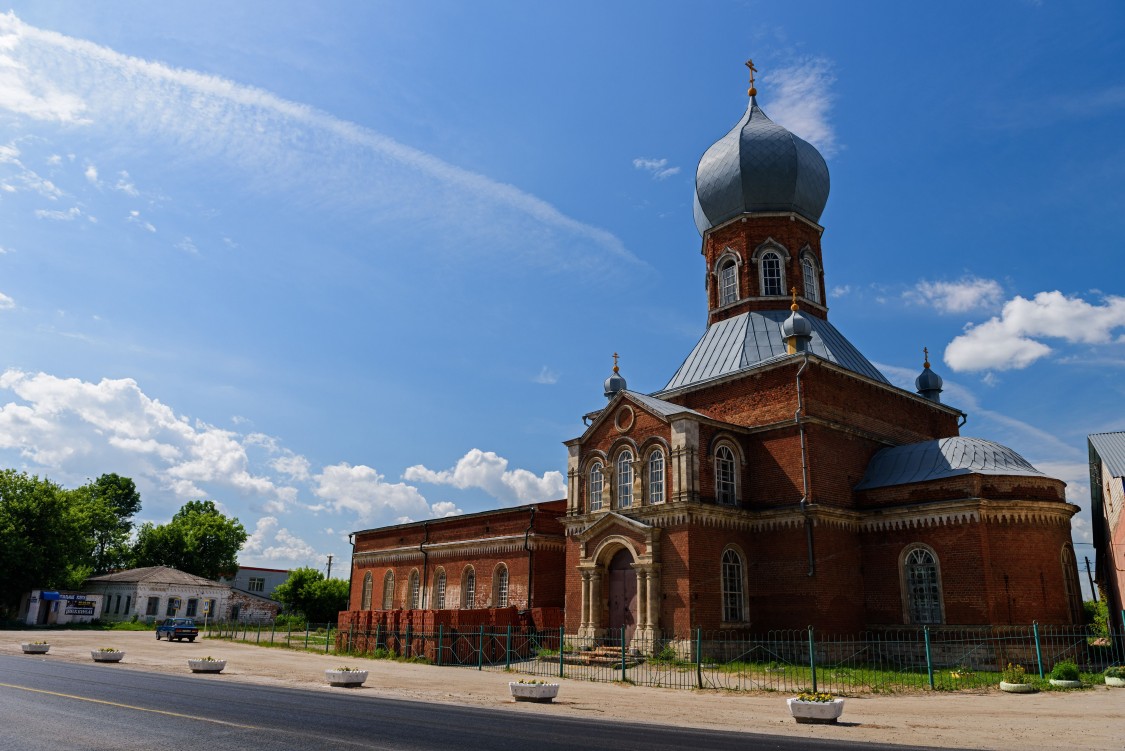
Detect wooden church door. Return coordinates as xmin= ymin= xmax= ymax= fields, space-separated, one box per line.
xmin=607 ymin=549 xmax=637 ymax=644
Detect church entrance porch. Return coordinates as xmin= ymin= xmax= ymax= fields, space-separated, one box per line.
xmin=607 ymin=549 xmax=637 ymax=644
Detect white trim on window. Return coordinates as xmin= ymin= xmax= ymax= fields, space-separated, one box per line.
xmin=616 ymin=450 xmax=634 ymax=509
xmin=588 ymin=461 xmax=604 ymax=512
xmin=715 ymin=445 xmax=737 ymax=505
xmin=361 ymin=571 xmax=373 ymax=610
xmin=800 ymin=252 xmax=820 ymax=304
xmin=721 ymin=547 xmax=747 ymax=623
xmin=462 ymin=566 xmax=476 ymax=609
xmin=648 ymin=449 xmax=665 ymax=505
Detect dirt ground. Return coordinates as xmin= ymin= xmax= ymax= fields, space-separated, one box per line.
xmin=4 ymin=629 xmax=1123 ymax=750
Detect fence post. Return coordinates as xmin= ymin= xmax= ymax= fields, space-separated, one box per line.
xmin=505 ymin=625 xmax=512 ymax=670
xmin=695 ymin=628 xmax=703 ymax=689
xmin=477 ymin=625 xmax=484 ymax=671
xmin=924 ymin=625 xmax=934 ymax=689
xmin=1033 ymin=621 xmax=1044 ymax=678
xmin=405 ymin=624 xmax=413 ymax=659
xmin=808 ymin=626 xmax=818 ymax=693
xmin=303 ymin=622 xmax=310 ymax=649
xmin=559 ymin=626 xmax=565 ymax=679
xmin=270 ymin=619 xmax=275 ymax=644
xmin=325 ymin=625 xmax=332 ymax=654
xmin=256 ymin=621 xmax=261 ymax=644
xmin=437 ymin=624 xmax=444 ymax=667
xmin=621 ymin=627 xmax=627 ymax=682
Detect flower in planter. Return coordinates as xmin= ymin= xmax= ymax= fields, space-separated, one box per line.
xmin=1105 ymin=666 xmax=1125 ymax=679
xmin=31 ymin=641 xmax=49 ymax=646
xmin=793 ymin=691 xmax=836 ymax=703
xmin=1001 ymin=663 xmax=1028 ymax=684
xmin=196 ymin=656 xmax=220 ymax=662
xmin=96 ymin=647 xmax=120 ymax=653
xmin=334 ymin=666 xmax=363 ymax=672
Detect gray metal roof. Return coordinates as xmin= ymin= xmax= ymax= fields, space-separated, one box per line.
xmin=658 ymin=309 xmax=888 ymax=393
xmin=1089 ymin=432 xmax=1125 ymax=477
xmin=694 ymin=97 xmax=830 ymax=235
xmin=625 ymin=391 xmax=705 ymax=419
xmin=84 ymin=566 xmax=221 ymax=586
xmin=855 ymin=437 xmax=1045 ymax=491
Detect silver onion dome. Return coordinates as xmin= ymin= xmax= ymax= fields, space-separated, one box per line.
xmin=693 ymin=95 xmax=830 ymax=235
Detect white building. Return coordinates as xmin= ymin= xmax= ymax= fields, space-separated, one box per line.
xmin=84 ymin=566 xmax=230 ymax=624
xmin=20 ymin=589 xmax=104 ymax=625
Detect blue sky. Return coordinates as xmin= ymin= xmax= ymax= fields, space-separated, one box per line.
xmin=0 ymin=2 xmax=1122 ymax=593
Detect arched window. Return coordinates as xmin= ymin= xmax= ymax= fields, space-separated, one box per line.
xmin=801 ymin=255 xmax=819 ymax=304
xmin=360 ymin=571 xmax=373 ymax=610
xmin=648 ymin=450 xmax=665 ymax=505
xmin=408 ymin=570 xmax=420 ymax=609
xmin=721 ymin=548 xmax=745 ymax=623
xmin=462 ymin=567 xmax=476 ymax=609
xmin=494 ymin=564 xmax=509 ymax=608
xmin=588 ymin=461 xmax=604 ymax=512
xmin=434 ymin=569 xmax=447 ymax=610
xmin=719 ymin=260 xmax=739 ymax=306
xmin=617 ymin=450 xmax=634 ymax=508
xmin=715 ymin=445 xmax=737 ymax=505
xmin=381 ymin=570 xmax=395 ymax=610
xmin=1060 ymin=545 xmax=1082 ymax=623
xmin=760 ymin=251 xmax=784 ymax=296
xmin=903 ymin=546 xmax=943 ymax=624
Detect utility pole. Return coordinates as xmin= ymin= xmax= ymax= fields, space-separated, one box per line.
xmin=1085 ymin=556 xmax=1098 ymax=601
xmin=326 ymin=554 xmax=333 ymax=580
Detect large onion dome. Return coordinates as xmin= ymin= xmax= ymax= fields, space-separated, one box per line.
xmin=693 ymin=95 xmax=830 ymax=235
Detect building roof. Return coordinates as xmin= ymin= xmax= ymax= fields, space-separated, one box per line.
xmin=658 ymin=309 xmax=889 ymax=393
xmin=624 ymin=391 xmax=705 ymax=419
xmin=693 ymin=96 xmax=830 ymax=234
xmin=855 ymin=437 xmax=1046 ymax=490
xmin=1089 ymin=432 xmax=1125 ymax=478
xmin=85 ymin=566 xmax=222 ymax=587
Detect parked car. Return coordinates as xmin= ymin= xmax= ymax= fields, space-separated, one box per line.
xmin=155 ymin=617 xmax=199 ymax=642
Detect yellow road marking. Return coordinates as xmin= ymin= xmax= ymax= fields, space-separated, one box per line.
xmin=0 ymin=682 xmax=259 ymax=730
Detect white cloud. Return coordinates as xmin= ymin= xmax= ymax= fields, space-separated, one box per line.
xmin=945 ymin=291 xmax=1125 ymax=372
xmin=404 ymin=448 xmax=564 ymax=506
xmin=0 ymin=12 xmax=635 ymax=272
xmin=313 ymin=462 xmax=437 ymax=524
xmin=241 ymin=515 xmax=320 ymax=566
xmin=126 ymin=209 xmax=155 ymax=232
xmin=34 ymin=206 xmax=82 ymax=221
xmin=1 ymin=140 xmax=64 ymax=199
xmin=831 ymin=284 xmax=851 ymax=297
xmin=0 ymin=368 xmax=297 ymax=511
xmin=906 ymin=277 xmax=1003 ymax=314
xmin=0 ymin=291 xmax=13 ymax=309
xmin=632 ymin=157 xmax=680 ymax=180
xmin=114 ymin=170 xmax=137 ymax=196
xmin=84 ymin=163 xmax=97 ymax=183
xmin=765 ymin=57 xmax=838 ymax=157
xmin=176 ymin=237 xmax=198 ymax=254
xmin=533 ymin=366 xmax=559 ymax=385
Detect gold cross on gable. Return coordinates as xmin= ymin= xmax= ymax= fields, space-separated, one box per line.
xmin=746 ymin=59 xmax=758 ymax=97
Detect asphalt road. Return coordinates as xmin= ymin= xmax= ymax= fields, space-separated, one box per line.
xmin=0 ymin=655 xmax=957 ymax=751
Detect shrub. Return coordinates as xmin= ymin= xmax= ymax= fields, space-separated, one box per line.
xmin=1105 ymin=666 xmax=1125 ymax=679
xmin=1001 ymin=663 xmax=1028 ymax=683
xmin=1049 ymin=661 xmax=1080 ymax=681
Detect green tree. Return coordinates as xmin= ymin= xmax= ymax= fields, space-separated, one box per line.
xmin=132 ymin=500 xmax=247 ymax=581
xmin=273 ymin=567 xmax=350 ymax=623
xmin=68 ymin=473 xmax=142 ymax=575
xmin=0 ymin=470 xmax=83 ymax=614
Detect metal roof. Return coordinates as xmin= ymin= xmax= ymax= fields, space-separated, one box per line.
xmin=855 ymin=437 xmax=1045 ymax=491
xmin=694 ymin=97 xmax=830 ymax=234
xmin=84 ymin=566 xmax=222 ymax=586
xmin=658 ymin=309 xmax=889 ymax=393
xmin=625 ymin=391 xmax=705 ymax=419
xmin=1089 ymin=432 xmax=1125 ymax=477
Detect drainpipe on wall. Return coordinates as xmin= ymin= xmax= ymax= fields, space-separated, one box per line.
xmin=346 ymin=533 xmax=355 ymax=611
xmin=795 ymin=353 xmax=815 ymax=577
xmin=420 ymin=521 xmax=430 ymax=610
xmin=524 ymin=505 xmax=537 ymax=610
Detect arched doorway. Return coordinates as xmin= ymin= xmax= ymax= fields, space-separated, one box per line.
xmin=607 ymin=549 xmax=637 ymax=643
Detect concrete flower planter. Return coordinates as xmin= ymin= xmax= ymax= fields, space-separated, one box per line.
xmin=325 ymin=669 xmax=368 ymax=687
xmin=1106 ymin=676 xmax=1125 ymax=688
xmin=509 ymin=682 xmax=560 ymax=703
xmin=787 ymin=698 xmax=845 ymax=724
xmin=91 ymin=650 xmax=124 ymax=663
xmin=20 ymin=643 xmax=50 ymax=654
xmin=1048 ymin=679 xmax=1082 ymax=689
xmin=999 ymin=681 xmax=1037 ymax=693
xmin=188 ymin=659 xmax=227 ymax=673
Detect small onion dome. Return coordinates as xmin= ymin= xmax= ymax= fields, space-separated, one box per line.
xmin=782 ymin=292 xmax=812 ymax=353
xmin=604 ymin=354 xmax=627 ymax=400
xmin=915 ymin=348 xmax=944 ymax=403
xmin=693 ymin=92 xmax=830 ymax=236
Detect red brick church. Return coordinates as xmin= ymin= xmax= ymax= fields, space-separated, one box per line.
xmin=346 ymin=65 xmax=1082 ymax=642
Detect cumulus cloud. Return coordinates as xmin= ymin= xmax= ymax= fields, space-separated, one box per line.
xmin=906 ymin=277 xmax=1003 ymax=314
xmin=84 ymin=163 xmax=97 ymax=183
xmin=766 ymin=57 xmax=838 ymax=157
xmin=0 ymin=12 xmax=635 ymax=272
xmin=312 ymin=462 xmax=451 ymax=524
xmin=241 ymin=515 xmax=320 ymax=566
xmin=0 ymin=291 xmax=13 ymax=309
xmin=944 ymin=291 xmax=1125 ymax=372
xmin=0 ymin=368 xmax=297 ymax=511
xmin=632 ymin=157 xmax=680 ymax=180
xmin=404 ymin=448 xmax=564 ymax=506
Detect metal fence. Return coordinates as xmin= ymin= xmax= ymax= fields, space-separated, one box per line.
xmin=203 ymin=619 xmax=1125 ymax=695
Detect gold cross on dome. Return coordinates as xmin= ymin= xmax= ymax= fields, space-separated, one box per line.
xmin=923 ymin=347 xmax=930 ymax=368
xmin=790 ymin=287 xmax=799 ymax=311
xmin=613 ymin=352 xmax=619 ymax=374
xmin=746 ymin=59 xmax=758 ymax=96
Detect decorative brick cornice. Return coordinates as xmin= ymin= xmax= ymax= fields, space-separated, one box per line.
xmin=353 ymin=534 xmax=565 ymax=567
